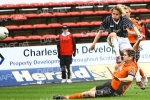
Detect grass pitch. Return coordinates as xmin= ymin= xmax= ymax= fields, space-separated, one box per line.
xmin=0 ymin=80 xmax=149 ymax=100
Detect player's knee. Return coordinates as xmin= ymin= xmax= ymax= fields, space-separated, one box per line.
xmin=89 ymin=87 xmax=96 ymax=91
xmin=82 ymin=91 xmax=95 ymax=98
xmin=95 ymin=90 xmax=104 ymax=97
xmin=82 ymin=92 xmax=89 ymax=98
xmin=109 ymin=32 xmax=117 ymax=38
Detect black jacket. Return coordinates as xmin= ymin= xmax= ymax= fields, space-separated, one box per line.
xmin=144 ymin=24 xmax=150 ymax=39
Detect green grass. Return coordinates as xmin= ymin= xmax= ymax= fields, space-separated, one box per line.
xmin=0 ymin=80 xmax=149 ymax=100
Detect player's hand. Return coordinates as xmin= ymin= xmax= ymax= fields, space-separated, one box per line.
xmin=138 ymin=34 xmax=145 ymax=41
xmin=137 ymin=33 xmax=144 ymax=38
xmin=114 ymin=76 xmax=120 ymax=81
xmin=90 ymin=43 xmax=95 ymax=50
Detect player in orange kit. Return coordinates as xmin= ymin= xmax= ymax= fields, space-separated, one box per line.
xmin=53 ymin=36 xmax=145 ymax=99
xmin=123 ymin=6 xmax=148 ymax=89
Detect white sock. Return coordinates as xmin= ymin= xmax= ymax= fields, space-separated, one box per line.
xmin=135 ymin=68 xmax=142 ymax=82
xmin=144 ymin=74 xmax=148 ymax=82
xmin=111 ymin=38 xmax=120 ymax=56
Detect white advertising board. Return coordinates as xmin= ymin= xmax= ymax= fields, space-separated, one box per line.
xmin=0 ymin=41 xmax=149 ymax=70
xmin=0 ymin=42 xmax=114 ymax=70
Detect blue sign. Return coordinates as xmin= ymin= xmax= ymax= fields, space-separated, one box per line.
xmin=0 ymin=54 xmax=4 ymax=65
xmin=0 ymin=65 xmax=94 ymax=86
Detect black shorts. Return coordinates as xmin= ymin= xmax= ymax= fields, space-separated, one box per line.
xmin=60 ymin=55 xmax=72 ymax=66
xmin=95 ymin=80 xmax=120 ymax=97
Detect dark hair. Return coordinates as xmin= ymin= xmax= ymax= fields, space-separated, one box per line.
xmin=135 ymin=16 xmax=141 ymax=21
xmin=62 ymin=25 xmax=68 ymax=29
xmin=126 ymin=49 xmax=136 ymax=61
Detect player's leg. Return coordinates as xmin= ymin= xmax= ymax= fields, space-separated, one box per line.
xmin=65 ymin=56 xmax=72 ymax=83
xmin=117 ymin=36 xmax=132 ymax=64
xmin=53 ymin=81 xmax=114 ymax=99
xmin=95 ymin=81 xmax=115 ymax=97
xmin=91 ymin=81 xmax=118 ymax=97
xmin=130 ymin=43 xmax=140 ymax=62
xmin=53 ymin=82 xmax=113 ymax=99
xmin=118 ymin=37 xmax=133 ymax=52
xmin=133 ymin=45 xmax=146 ymax=88
xmin=69 ymin=84 xmax=115 ymax=99
xmin=60 ymin=56 xmax=67 ymax=83
xmin=133 ymin=47 xmax=147 ymax=85
xmin=139 ymin=68 xmax=145 ymax=78
xmin=130 ymin=43 xmax=143 ymax=88
xmin=107 ymin=32 xmax=121 ymax=63
xmin=134 ymin=65 xmax=146 ymax=89
xmin=53 ymin=90 xmax=95 ymax=99
xmin=132 ymin=36 xmax=147 ymax=89
xmin=135 ymin=67 xmax=145 ymax=90
xmin=54 ymin=91 xmax=96 ymax=99
xmin=120 ymin=50 xmax=124 ymax=61
xmin=135 ymin=48 xmax=140 ymax=62
xmin=133 ymin=40 xmax=148 ymax=86
xmin=90 ymin=80 xmax=111 ymax=91
xmin=139 ymin=68 xmax=148 ymax=86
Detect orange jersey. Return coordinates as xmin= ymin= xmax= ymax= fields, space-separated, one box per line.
xmin=111 ymin=62 xmax=138 ymax=94
xmin=127 ymin=18 xmax=141 ymax=43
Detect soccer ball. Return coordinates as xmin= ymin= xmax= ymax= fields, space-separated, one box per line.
xmin=0 ymin=27 xmax=9 ymax=40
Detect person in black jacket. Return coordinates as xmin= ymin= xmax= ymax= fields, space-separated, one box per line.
xmin=144 ymin=24 xmax=150 ymax=39
xmin=57 ymin=25 xmax=76 ymax=83
xmin=135 ymin=16 xmax=150 ymax=40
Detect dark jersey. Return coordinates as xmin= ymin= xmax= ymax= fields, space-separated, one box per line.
xmin=99 ymin=15 xmax=134 ymax=37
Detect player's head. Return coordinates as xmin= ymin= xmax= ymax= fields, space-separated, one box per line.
xmin=135 ymin=16 xmax=142 ymax=25
xmin=123 ymin=6 xmax=131 ymax=18
xmin=135 ymin=16 xmax=141 ymax=21
xmin=110 ymin=4 xmax=125 ymax=20
xmin=123 ymin=49 xmax=136 ymax=62
xmin=62 ymin=25 xmax=69 ymax=33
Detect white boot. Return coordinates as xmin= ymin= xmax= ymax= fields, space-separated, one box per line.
xmin=66 ymin=79 xmax=72 ymax=83
xmin=143 ymin=74 xmax=148 ymax=86
xmin=61 ymin=79 xmax=66 ymax=83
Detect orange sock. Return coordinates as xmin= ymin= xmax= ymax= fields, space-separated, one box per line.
xmin=64 ymin=93 xmax=82 ymax=99
xmin=140 ymin=68 xmax=145 ymax=79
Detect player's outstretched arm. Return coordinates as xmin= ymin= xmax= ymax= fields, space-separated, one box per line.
xmin=126 ymin=28 xmax=137 ymax=35
xmin=133 ymin=35 xmax=145 ymax=52
xmin=90 ymin=30 xmax=103 ymax=50
xmin=133 ymin=26 xmax=142 ymax=37
xmin=114 ymin=75 xmax=134 ymax=82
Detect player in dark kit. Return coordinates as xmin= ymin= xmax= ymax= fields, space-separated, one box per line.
xmin=90 ymin=4 xmax=142 ymax=64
